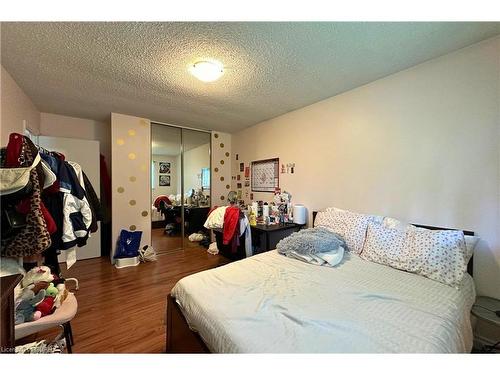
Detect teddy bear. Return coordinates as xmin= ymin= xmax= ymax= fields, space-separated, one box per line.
xmin=15 ymin=289 xmax=45 ymax=325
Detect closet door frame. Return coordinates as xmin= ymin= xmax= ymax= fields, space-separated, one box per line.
xmin=150 ymin=121 xmax=211 ymax=251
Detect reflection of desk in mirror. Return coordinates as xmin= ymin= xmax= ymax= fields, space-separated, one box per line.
xmin=160 ymin=205 xmax=210 ymax=235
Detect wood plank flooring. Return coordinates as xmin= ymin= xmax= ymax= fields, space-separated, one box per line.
xmin=23 ymin=233 xmax=228 ymax=353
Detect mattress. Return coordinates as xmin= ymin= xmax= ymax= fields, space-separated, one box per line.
xmin=171 ymin=250 xmax=475 ymax=353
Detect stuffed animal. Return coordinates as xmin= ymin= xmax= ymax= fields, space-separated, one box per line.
xmin=15 ymin=301 xmax=42 ymax=324
xmin=15 ymin=290 xmax=45 ymax=325
xmin=36 ymin=296 xmax=55 ymax=317
xmin=45 ymin=283 xmax=58 ymax=298
xmin=31 ymin=281 xmax=50 ymax=294
xmin=22 ymin=266 xmax=54 ymax=288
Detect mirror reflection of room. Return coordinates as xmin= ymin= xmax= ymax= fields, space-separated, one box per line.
xmin=151 ymin=124 xmax=211 ymax=254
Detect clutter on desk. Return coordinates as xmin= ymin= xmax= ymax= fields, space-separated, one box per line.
xmin=246 ymin=190 xmax=305 ymax=226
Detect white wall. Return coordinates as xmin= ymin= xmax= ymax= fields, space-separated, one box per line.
xmin=152 ymin=154 xmax=178 ymax=199
xmin=212 ymin=131 xmax=232 ymax=207
xmin=232 ymin=37 xmax=500 ymax=299
xmin=184 ymin=143 xmax=210 ymax=196
xmin=111 ymin=113 xmax=151 ymax=259
xmin=40 ymin=112 xmax=111 ymax=172
xmin=1 ymin=65 xmax=40 ymax=144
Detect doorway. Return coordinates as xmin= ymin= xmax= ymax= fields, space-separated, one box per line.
xmin=151 ymin=123 xmax=211 ymax=254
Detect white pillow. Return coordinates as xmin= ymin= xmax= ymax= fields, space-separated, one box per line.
xmin=382 ymin=216 xmax=413 ymax=231
xmin=361 ymin=222 xmax=470 ymax=287
xmin=315 ymin=210 xmax=372 ymax=254
xmin=326 ymin=207 xmax=384 ymax=224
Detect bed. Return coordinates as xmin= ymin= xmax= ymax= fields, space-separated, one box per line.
xmin=166 ymin=214 xmax=476 ymax=353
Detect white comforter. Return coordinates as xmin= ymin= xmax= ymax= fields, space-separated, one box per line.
xmin=171 ymin=250 xmax=475 ymax=353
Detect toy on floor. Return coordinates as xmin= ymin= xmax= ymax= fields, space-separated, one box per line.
xmin=15 ymin=289 xmax=45 ymax=324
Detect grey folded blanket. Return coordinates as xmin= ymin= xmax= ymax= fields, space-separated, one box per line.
xmin=276 ymin=227 xmax=346 ymax=256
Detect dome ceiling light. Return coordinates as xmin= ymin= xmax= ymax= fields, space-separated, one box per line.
xmin=188 ymin=60 xmax=224 ymax=82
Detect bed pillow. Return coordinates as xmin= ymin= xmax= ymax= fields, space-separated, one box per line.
xmin=314 ymin=210 xmax=371 ymax=254
xmin=382 ymin=216 xmax=413 ymax=231
xmin=326 ymin=207 xmax=384 ymax=224
xmin=361 ymin=222 xmax=470 ymax=287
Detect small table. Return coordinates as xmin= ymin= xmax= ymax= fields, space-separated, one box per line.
xmin=471 ymin=296 xmax=500 ymax=353
xmin=251 ymin=222 xmax=303 ymax=254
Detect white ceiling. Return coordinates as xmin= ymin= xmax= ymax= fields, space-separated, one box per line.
xmin=1 ymin=22 xmax=499 ymax=133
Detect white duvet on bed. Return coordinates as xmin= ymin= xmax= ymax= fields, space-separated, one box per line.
xmin=171 ymin=250 xmax=475 ymax=353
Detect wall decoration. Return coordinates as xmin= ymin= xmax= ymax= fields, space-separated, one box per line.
xmin=244 ymin=180 xmax=250 ymax=187
xmin=245 ymin=166 xmax=250 ymax=178
xmin=251 ymin=158 xmax=279 ymax=192
xmin=239 ymin=162 xmax=244 ymax=172
xmin=159 ymin=162 xmax=171 ymax=174
xmin=237 ymin=183 xmax=242 ymax=189
xmin=159 ymin=175 xmax=171 ymax=186
xmin=237 ymin=174 xmax=241 ymax=181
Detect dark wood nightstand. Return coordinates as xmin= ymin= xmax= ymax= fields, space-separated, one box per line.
xmin=251 ymin=222 xmax=303 ymax=254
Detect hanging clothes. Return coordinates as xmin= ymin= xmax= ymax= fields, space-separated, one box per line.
xmin=1 ymin=132 xmax=102 ymax=272
xmin=2 ymin=134 xmax=52 ymax=257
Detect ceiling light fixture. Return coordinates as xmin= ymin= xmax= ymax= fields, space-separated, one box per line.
xmin=188 ymin=60 xmax=224 ymax=82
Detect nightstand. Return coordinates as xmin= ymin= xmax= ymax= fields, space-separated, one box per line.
xmin=251 ymin=223 xmax=303 ymax=254
xmin=471 ymin=296 xmax=500 ymax=353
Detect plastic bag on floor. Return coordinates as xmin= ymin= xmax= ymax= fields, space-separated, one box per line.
xmin=138 ymin=245 xmax=157 ymax=262
xmin=114 ymin=230 xmax=142 ymax=259
xmin=188 ymin=233 xmax=204 ymax=242
xmin=207 ymin=242 xmax=219 ymax=255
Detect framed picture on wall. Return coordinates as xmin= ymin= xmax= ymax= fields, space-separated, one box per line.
xmin=251 ymin=158 xmax=279 ymax=192
xmin=159 ymin=175 xmax=170 ymax=186
xmin=159 ymin=162 xmax=171 ymax=174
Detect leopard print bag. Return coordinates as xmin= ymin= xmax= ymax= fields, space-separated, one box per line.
xmin=2 ymin=137 xmax=52 ymax=257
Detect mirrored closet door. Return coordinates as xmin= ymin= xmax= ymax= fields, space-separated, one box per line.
xmin=181 ymin=129 xmax=211 ymax=249
xmin=151 ymin=123 xmax=211 ymax=254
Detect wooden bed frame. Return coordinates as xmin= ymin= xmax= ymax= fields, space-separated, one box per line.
xmin=165 ymin=211 xmax=474 ymax=353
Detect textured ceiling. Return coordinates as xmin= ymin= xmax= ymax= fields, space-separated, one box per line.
xmin=1 ymin=22 xmax=499 ymax=133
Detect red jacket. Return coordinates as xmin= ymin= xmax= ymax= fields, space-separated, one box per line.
xmin=223 ymin=206 xmax=240 ymax=245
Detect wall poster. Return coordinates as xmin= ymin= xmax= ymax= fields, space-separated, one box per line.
xmin=251 ymin=158 xmax=279 ymax=192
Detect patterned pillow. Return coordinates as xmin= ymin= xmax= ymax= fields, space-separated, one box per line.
xmin=314 ymin=210 xmax=372 ymax=254
xmin=361 ymin=222 xmax=470 ymax=287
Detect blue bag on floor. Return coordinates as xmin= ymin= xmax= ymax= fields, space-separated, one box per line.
xmin=114 ymin=229 xmax=142 ymax=259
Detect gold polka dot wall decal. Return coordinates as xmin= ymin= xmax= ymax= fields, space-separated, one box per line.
xmin=129 ymin=176 xmax=137 ymax=182
xmin=129 ymin=200 xmax=136 ymax=206
xmin=129 ymin=225 xmax=137 ymax=231
xmin=226 ymin=184 xmax=230 ymax=189
xmin=116 ymin=138 xmax=125 ymax=145
xmin=220 ymin=160 xmax=224 ymax=165
xmin=117 ymin=187 xmax=125 ymax=193
xmin=141 ymin=211 xmax=148 ymax=217
xmin=128 ymin=129 xmax=136 ymax=136
xmin=220 ymin=143 xmax=224 ymax=148
xmin=220 ymin=176 xmax=224 ymax=181
xmin=128 ymin=153 xmax=136 ymax=160
xmin=220 ymin=195 xmax=225 ymax=201
xmin=214 ymin=133 xmax=219 ymax=138
xmin=225 ymin=152 xmax=230 ymax=157
xmin=214 ymin=167 xmax=219 ymax=172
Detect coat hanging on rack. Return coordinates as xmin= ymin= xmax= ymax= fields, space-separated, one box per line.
xmin=1 ymin=133 xmax=101 ymax=272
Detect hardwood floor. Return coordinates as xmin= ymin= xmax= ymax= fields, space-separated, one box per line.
xmin=22 ymin=240 xmax=229 ymax=353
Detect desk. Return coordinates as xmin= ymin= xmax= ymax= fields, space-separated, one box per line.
xmin=251 ymin=223 xmax=303 ymax=254
xmin=160 ymin=205 xmax=210 ymax=235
